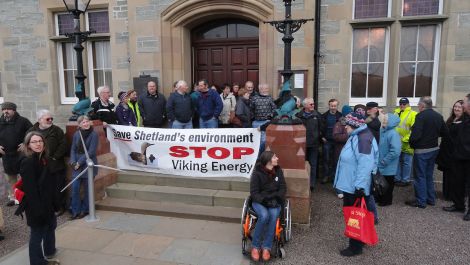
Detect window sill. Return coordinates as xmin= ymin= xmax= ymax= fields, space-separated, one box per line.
xmin=399 ymin=15 xmax=448 ymax=24
xmin=50 ymin=33 xmax=111 ymax=42
xmin=350 ymin=18 xmax=395 ymax=27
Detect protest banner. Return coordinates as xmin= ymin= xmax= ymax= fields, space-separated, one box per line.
xmin=107 ymin=125 xmax=261 ymax=178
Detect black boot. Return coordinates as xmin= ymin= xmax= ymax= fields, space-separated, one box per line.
xmin=464 ymin=211 xmax=470 ymax=221
xmin=339 ymin=247 xmax=362 ymax=257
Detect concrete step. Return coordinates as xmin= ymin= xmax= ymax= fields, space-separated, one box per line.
xmin=117 ymin=170 xmax=250 ymax=192
xmin=106 ymin=183 xmax=248 ymax=208
xmin=96 ymin=197 xmax=242 ymax=223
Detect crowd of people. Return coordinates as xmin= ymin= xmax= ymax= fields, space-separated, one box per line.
xmin=0 ymin=76 xmax=468 ymax=263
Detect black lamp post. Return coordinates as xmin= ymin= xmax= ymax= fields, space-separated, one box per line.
xmin=63 ymin=0 xmax=95 ymax=120
xmin=265 ymin=0 xmax=314 ymax=92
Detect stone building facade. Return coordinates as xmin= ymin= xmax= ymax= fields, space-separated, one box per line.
xmin=318 ymin=0 xmax=470 ymax=113
xmin=0 ymin=0 xmax=314 ymax=126
xmin=0 ymin=0 xmax=469 ymax=127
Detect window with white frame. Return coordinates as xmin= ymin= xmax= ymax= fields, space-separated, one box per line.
xmin=398 ymin=25 xmax=440 ymax=103
xmin=350 ymin=27 xmax=389 ymax=105
xmin=55 ymin=10 xmax=111 ymax=104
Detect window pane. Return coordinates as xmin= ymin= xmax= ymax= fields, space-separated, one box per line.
xmin=94 ymin=69 xmax=105 ymax=96
xmin=57 ymin=14 xmax=74 ymax=35
xmin=415 ymin=62 xmax=433 ymax=97
xmin=202 ymin=25 xmax=227 ymax=39
xmin=403 ymin=0 xmax=440 ymax=16
xmin=368 ymin=63 xmax=384 ymax=97
xmin=355 ymin=0 xmax=388 ymax=19
xmin=418 ymin=25 xmax=436 ymax=61
xmin=352 ymin=29 xmax=369 ymax=63
xmin=351 ymin=64 xmax=367 ymax=97
xmin=228 ymin=24 xmax=236 ymax=38
xmin=237 ymin=23 xmax=259 ymax=38
xmin=93 ymin=42 xmax=105 ymax=68
xmin=400 ymin=27 xmax=418 ymax=61
xmin=64 ymin=70 xmax=76 ymax=97
xmin=88 ymin=11 xmax=109 ymax=33
xmin=369 ymin=28 xmax=386 ymax=62
xmin=398 ymin=63 xmax=415 ymax=97
xmin=105 ymin=70 xmax=113 ymax=94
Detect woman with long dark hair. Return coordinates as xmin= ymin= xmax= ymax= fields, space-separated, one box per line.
xmin=249 ymin=151 xmax=286 ymax=262
xmin=69 ymin=115 xmax=98 ymax=220
xmin=440 ymin=100 xmax=465 ymax=211
xmin=20 ymin=131 xmax=60 ymax=265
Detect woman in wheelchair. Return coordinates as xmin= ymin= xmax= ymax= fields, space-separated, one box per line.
xmin=249 ymin=151 xmax=286 ymax=262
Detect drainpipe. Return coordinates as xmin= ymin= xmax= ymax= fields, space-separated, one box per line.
xmin=313 ymin=0 xmax=321 ymax=110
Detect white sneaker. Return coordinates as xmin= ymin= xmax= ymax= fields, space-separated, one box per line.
xmin=337 ymin=194 xmax=344 ymax=199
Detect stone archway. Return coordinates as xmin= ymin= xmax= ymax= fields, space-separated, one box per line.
xmin=159 ymin=0 xmax=275 ymax=93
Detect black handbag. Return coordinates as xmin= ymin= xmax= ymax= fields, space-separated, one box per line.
xmin=372 ymin=170 xmax=389 ymax=197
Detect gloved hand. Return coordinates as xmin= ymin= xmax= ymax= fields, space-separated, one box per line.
xmin=354 ymin=188 xmax=365 ymax=198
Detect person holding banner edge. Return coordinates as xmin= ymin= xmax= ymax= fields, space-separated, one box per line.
xmin=69 ymin=115 xmax=99 ymax=220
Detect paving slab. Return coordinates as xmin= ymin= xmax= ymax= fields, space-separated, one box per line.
xmin=157 ymin=238 xmax=212 ymax=264
xmin=195 ymin=221 xmax=241 ymax=245
xmin=95 ymin=212 xmax=161 ymax=234
xmin=149 ymin=217 xmax=207 ymax=239
xmin=56 ymin=226 xmax=122 ymax=252
xmin=101 ymin=233 xmax=174 ymax=259
xmin=55 ymin=249 xmax=135 ymax=265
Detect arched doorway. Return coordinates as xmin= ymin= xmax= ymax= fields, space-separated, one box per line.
xmin=191 ymin=19 xmax=259 ymax=90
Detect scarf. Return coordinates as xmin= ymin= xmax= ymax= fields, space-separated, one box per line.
xmin=262 ymin=166 xmax=276 ymax=179
xmin=77 ymin=127 xmax=93 ymax=154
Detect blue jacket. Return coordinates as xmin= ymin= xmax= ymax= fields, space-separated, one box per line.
xmin=115 ymin=104 xmax=137 ymax=126
xmin=334 ymin=125 xmax=378 ymax=196
xmin=196 ymin=89 xmax=223 ymax=121
xmin=166 ymin=92 xmax=193 ymax=123
xmin=378 ymin=114 xmax=402 ymax=176
xmin=70 ymin=129 xmax=99 ymax=178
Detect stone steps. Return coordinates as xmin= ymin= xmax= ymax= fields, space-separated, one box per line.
xmin=96 ymin=197 xmax=242 ymax=223
xmin=96 ymin=170 xmax=250 ymax=222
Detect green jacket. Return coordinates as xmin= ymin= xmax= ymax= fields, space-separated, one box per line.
xmin=128 ymin=101 xmax=142 ymax=127
xmin=394 ymin=106 xmax=417 ymax=154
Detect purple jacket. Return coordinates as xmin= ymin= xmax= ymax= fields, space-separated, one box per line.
xmin=115 ymin=104 xmax=137 ymax=126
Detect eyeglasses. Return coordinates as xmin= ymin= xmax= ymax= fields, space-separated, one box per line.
xmin=308 ymin=103 xmax=314 ymax=106
xmin=45 ymin=117 xmax=53 ymax=122
xmin=30 ymin=140 xmax=44 ymax=144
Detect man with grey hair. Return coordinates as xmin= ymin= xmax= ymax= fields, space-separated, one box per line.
xmin=27 ymin=110 xmax=68 ymax=215
xmin=251 ymin=83 xmax=276 ymax=153
xmin=295 ymin=98 xmax=323 ymax=191
xmin=166 ymin=80 xmax=194 ymax=129
xmin=90 ymin=85 xmax=117 ymax=126
xmin=406 ymin=96 xmax=449 ymax=209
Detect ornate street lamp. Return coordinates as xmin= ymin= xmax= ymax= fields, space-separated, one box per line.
xmin=63 ymin=0 xmax=95 ymax=120
xmin=265 ymin=0 xmax=313 ymax=123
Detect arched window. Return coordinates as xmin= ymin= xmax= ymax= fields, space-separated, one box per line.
xmin=192 ymin=19 xmax=258 ymax=41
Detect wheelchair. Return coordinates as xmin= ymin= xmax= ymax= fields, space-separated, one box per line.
xmin=241 ymin=196 xmax=292 ymax=259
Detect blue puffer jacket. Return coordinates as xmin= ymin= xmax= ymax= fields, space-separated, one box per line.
xmin=378 ymin=114 xmax=402 ymax=176
xmin=334 ymin=125 xmax=378 ymax=196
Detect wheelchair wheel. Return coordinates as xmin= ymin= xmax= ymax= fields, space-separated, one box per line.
xmin=284 ymin=199 xmax=292 ymax=242
xmin=279 ymin=247 xmax=286 ymax=259
xmin=241 ymin=238 xmax=248 ymax=255
xmin=241 ymin=198 xmax=249 ymax=236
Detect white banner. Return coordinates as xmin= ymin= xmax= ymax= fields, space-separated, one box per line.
xmin=107 ymin=125 xmax=260 ymax=178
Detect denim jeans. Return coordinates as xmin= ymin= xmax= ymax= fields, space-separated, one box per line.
xmin=172 ymin=120 xmax=193 ymax=129
xmin=306 ymin=147 xmax=319 ymax=188
xmin=395 ymin=152 xmax=413 ymax=183
xmin=413 ymin=150 xmax=439 ymax=206
xmin=71 ymin=178 xmax=89 ymax=216
xmin=252 ymin=120 xmax=269 ymax=154
xmin=29 ymin=216 xmax=57 ymax=265
xmin=322 ymin=141 xmax=335 ymax=178
xmin=199 ymin=117 xmax=218 ymax=128
xmin=251 ymin=202 xmax=281 ymax=250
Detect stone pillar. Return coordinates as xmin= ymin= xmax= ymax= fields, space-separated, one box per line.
xmin=266 ymin=124 xmax=310 ymax=224
xmin=65 ymin=120 xmax=117 ymax=200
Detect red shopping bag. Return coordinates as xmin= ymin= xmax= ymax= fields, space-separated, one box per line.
xmin=343 ymin=197 xmax=378 ymax=245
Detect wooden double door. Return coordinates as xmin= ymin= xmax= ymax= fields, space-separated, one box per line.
xmin=193 ymin=41 xmax=259 ymax=89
